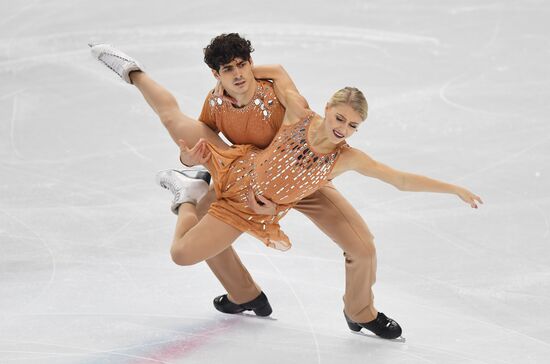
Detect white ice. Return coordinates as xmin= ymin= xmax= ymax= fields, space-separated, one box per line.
xmin=1 ymin=0 xmax=549 ymax=363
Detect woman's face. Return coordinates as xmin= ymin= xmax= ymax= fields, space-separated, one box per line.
xmin=323 ymin=103 xmax=364 ymax=144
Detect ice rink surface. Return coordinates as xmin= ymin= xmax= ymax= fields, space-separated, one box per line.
xmin=1 ymin=0 xmax=549 ymax=363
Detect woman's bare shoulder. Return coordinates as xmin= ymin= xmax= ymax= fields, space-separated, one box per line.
xmin=331 ymin=146 xmax=377 ymax=177
xmin=328 ymin=145 xmax=355 ymax=176
xmin=340 ymin=145 xmax=361 ymax=158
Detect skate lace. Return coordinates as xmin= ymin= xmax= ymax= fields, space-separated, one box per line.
xmin=162 ymin=174 xmax=183 ymax=202
xmin=98 ymin=52 xmax=131 ymax=77
xmin=378 ymin=313 xmax=396 ymax=328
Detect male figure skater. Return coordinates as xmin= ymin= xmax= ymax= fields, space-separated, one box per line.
xmin=90 ymin=33 xmax=401 ymax=339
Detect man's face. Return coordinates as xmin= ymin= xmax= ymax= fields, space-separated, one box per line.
xmin=212 ymin=57 xmax=255 ymax=98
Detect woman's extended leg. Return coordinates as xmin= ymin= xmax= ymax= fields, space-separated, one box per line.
xmin=130 ymin=73 xmax=240 ymax=264
xmin=130 ymin=71 xmax=229 ymax=151
xmin=89 ymin=43 xmax=228 ymax=151
xmin=170 ymin=203 xmax=243 ymax=266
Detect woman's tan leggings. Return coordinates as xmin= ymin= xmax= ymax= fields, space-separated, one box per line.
xmin=130 ymin=71 xmax=378 ymax=323
xmin=130 ymin=71 xmax=247 ymax=265
xmin=169 ymin=203 xmax=243 ymax=265
xmin=130 ymin=72 xmax=230 ymax=151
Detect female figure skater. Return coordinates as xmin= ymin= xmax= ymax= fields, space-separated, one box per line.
xmin=89 ymin=43 xmax=482 ymax=340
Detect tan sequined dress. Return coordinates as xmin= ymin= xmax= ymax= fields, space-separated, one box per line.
xmin=206 ymin=113 xmax=347 ymax=251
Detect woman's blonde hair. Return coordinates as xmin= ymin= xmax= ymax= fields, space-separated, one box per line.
xmin=328 ymin=87 xmax=368 ymax=120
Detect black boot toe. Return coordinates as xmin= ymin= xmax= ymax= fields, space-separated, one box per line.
xmin=213 ymin=291 xmax=272 ymax=317
xmin=344 ymin=311 xmax=402 ymax=339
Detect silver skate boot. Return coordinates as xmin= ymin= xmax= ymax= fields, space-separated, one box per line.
xmin=89 ymin=43 xmax=142 ymax=84
xmin=156 ymin=168 xmax=211 ymax=214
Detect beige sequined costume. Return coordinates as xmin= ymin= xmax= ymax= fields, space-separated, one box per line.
xmin=206 ymin=113 xmax=346 ymax=251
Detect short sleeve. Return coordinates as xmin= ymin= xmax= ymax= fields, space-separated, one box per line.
xmin=198 ymin=92 xmax=219 ymax=133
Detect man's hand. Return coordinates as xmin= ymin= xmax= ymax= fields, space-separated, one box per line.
xmin=178 ymin=138 xmax=211 ymax=167
xmin=246 ymin=189 xmax=277 ymax=215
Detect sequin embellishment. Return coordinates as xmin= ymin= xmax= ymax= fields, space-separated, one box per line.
xmin=208 ymin=83 xmax=275 ymax=120
xmin=207 ymin=113 xmax=344 ymax=252
xmin=224 ymin=115 xmax=341 ymax=207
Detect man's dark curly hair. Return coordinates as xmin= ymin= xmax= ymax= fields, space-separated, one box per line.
xmin=203 ymin=33 xmax=254 ymax=71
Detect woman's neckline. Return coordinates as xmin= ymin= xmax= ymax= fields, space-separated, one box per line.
xmin=305 ymin=114 xmax=342 ymax=156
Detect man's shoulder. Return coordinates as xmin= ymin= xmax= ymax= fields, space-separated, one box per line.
xmin=257 ymin=79 xmax=274 ymax=86
xmin=256 ymin=79 xmax=276 ymax=94
xmin=201 ymin=89 xmax=225 ymax=115
xmin=202 ymin=89 xmax=219 ymax=105
xmin=254 ymin=79 xmax=283 ymax=109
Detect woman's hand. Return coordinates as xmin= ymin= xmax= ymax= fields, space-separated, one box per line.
xmin=455 ymin=187 xmax=483 ymax=209
xmin=177 ymin=138 xmax=211 ymax=166
xmin=213 ymin=81 xmax=237 ymax=104
xmin=246 ymin=189 xmax=277 ymax=215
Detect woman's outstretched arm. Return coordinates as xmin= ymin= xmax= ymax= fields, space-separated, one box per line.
xmin=335 ymin=148 xmax=483 ymax=208
xmin=252 ymin=64 xmax=309 ymax=121
xmin=252 ymin=64 xmax=298 ymax=105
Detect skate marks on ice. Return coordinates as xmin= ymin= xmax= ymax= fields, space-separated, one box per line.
xmin=2 ymin=0 xmax=550 ymax=363
xmin=1 ymin=314 xmax=241 ymax=363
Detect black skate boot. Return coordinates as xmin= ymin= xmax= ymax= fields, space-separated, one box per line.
xmin=344 ymin=311 xmax=402 ymax=339
xmin=213 ymin=291 xmax=272 ymax=317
